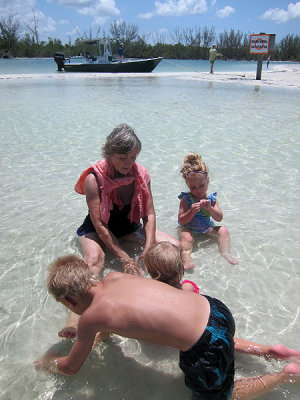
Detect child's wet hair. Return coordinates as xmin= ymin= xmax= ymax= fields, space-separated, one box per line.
xmin=47 ymin=254 xmax=99 ymax=301
xmin=144 ymin=242 xmax=184 ymax=287
xmin=180 ymin=152 xmax=209 ymax=182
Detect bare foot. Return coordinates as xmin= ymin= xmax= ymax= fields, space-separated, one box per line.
xmin=182 ymin=252 xmax=195 ymax=269
xmin=58 ymin=326 xmax=77 ymax=340
xmin=283 ymin=363 xmax=300 ymax=383
xmin=268 ymin=345 xmax=300 ymax=362
xmin=222 ymin=253 xmax=239 ymax=265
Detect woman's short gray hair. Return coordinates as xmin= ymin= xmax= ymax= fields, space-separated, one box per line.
xmin=102 ymin=123 xmax=142 ymax=159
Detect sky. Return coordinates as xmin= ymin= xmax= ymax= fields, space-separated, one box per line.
xmin=1 ymin=0 xmax=300 ymax=45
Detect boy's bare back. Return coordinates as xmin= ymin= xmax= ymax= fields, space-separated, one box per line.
xmin=86 ymin=272 xmax=210 ymax=351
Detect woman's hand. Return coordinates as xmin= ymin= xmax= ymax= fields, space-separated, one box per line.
xmin=122 ymin=259 xmax=142 ymax=275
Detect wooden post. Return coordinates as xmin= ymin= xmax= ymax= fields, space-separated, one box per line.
xmin=256 ymin=54 xmax=263 ymax=80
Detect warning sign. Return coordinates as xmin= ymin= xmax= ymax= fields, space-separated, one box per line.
xmin=249 ymin=34 xmax=270 ymax=54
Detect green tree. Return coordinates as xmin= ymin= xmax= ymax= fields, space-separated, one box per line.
xmin=279 ymin=34 xmax=300 ymax=60
xmin=0 ymin=16 xmax=21 ymax=56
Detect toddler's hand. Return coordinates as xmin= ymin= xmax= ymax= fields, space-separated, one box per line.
xmin=199 ymin=199 xmax=211 ymax=210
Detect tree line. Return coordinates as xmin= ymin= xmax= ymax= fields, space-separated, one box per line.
xmin=1 ymin=15 xmax=300 ymax=61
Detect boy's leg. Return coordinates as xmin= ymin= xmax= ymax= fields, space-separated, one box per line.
xmin=234 ymin=337 xmax=300 ymax=361
xmin=211 ymin=226 xmax=238 ymax=265
xmin=180 ymin=230 xmax=195 ymax=269
xmin=231 ymin=363 xmax=300 ymax=400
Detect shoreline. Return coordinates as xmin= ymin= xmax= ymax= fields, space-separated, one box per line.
xmin=179 ymin=65 xmax=300 ymax=89
xmin=1 ymin=65 xmax=300 ymax=89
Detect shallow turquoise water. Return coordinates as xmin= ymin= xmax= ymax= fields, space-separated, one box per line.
xmin=0 ymin=57 xmax=297 ymax=74
xmin=0 ymin=66 xmax=299 ymax=400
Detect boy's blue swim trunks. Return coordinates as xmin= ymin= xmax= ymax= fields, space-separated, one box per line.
xmin=179 ymin=295 xmax=235 ymax=400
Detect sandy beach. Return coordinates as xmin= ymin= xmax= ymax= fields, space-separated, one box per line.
xmin=1 ymin=64 xmax=300 ymax=89
xmin=183 ymin=64 xmax=300 ymax=89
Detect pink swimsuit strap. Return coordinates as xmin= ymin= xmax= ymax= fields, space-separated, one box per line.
xmin=181 ymin=279 xmax=200 ymax=294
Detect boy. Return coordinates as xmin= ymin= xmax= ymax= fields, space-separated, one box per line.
xmin=35 ymin=254 xmax=300 ymax=399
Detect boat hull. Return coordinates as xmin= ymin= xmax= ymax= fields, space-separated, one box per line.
xmin=63 ymin=57 xmax=163 ymax=73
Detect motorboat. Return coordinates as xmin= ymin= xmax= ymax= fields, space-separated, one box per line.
xmin=54 ymin=39 xmax=163 ymax=73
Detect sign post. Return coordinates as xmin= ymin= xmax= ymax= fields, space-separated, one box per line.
xmin=249 ymin=33 xmax=275 ymax=80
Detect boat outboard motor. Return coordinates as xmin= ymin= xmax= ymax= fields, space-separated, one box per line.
xmin=54 ymin=52 xmax=65 ymax=71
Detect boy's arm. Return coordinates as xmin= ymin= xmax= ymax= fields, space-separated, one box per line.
xmin=35 ymin=319 xmax=96 ymax=375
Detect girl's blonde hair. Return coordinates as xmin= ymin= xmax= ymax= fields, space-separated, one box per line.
xmin=180 ymin=152 xmax=209 ymax=183
xmin=47 ymin=254 xmax=99 ymax=301
xmin=144 ymin=242 xmax=184 ymax=287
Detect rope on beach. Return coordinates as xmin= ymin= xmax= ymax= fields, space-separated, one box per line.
xmin=163 ymin=59 xmax=199 ymax=72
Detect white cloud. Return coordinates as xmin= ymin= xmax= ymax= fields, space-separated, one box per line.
xmin=47 ymin=0 xmax=120 ymax=23
xmin=216 ymin=5 xmax=235 ymax=18
xmin=211 ymin=0 xmax=216 ymax=6
xmin=0 ymin=0 xmax=35 ymax=18
xmin=260 ymin=2 xmax=300 ymax=23
xmin=58 ymin=19 xmax=70 ymax=25
xmin=140 ymin=0 xmax=207 ymax=18
xmin=138 ymin=12 xmax=155 ymax=19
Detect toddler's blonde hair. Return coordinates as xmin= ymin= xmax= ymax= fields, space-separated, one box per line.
xmin=180 ymin=152 xmax=209 ymax=183
xmin=144 ymin=242 xmax=184 ymax=287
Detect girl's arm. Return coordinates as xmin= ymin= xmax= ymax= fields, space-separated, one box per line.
xmin=85 ymin=174 xmax=134 ymax=265
xmin=178 ymin=198 xmax=199 ymax=225
xmin=199 ymin=198 xmax=223 ymax=222
xmin=141 ymin=182 xmax=156 ymax=257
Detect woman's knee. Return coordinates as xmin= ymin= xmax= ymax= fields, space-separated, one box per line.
xmin=84 ymin=252 xmax=104 ymax=274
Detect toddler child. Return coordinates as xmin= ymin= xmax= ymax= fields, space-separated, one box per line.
xmin=178 ymin=152 xmax=237 ymax=268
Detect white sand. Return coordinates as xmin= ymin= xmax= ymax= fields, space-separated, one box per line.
xmin=178 ymin=64 xmax=300 ymax=89
xmin=1 ymin=65 xmax=300 ymax=89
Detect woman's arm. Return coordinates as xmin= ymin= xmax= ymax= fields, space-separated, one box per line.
xmin=141 ymin=183 xmax=156 ymax=257
xmin=85 ymin=174 xmax=132 ymax=263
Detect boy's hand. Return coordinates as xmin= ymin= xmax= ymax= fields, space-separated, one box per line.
xmin=34 ymin=352 xmax=59 ymax=374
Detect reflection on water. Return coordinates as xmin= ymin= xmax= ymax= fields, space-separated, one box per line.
xmin=0 ymin=73 xmax=299 ymax=399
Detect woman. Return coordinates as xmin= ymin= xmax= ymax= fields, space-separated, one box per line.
xmin=75 ymin=123 xmax=178 ymax=276
xmin=59 ymin=123 xmax=179 ymax=339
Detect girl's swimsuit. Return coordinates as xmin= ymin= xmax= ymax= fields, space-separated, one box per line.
xmin=179 ymin=295 xmax=235 ymax=400
xmin=178 ymin=192 xmax=217 ymax=234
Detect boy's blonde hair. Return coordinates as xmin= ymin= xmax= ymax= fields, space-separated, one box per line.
xmin=144 ymin=242 xmax=184 ymax=287
xmin=180 ymin=152 xmax=209 ymax=183
xmin=47 ymin=254 xmax=99 ymax=301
